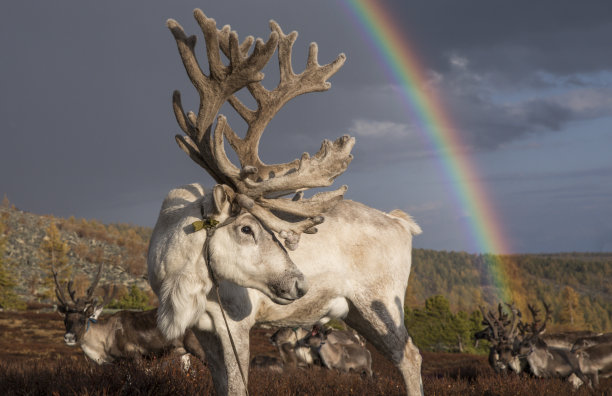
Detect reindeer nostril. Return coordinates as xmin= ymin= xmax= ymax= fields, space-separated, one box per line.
xmin=296 ymin=278 xmax=308 ymax=298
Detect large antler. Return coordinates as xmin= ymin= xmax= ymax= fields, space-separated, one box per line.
xmin=527 ymin=301 xmax=551 ymax=336
xmin=169 ymin=10 xmax=353 ymax=249
xmin=52 ymin=262 xmax=109 ymax=311
xmin=479 ymin=302 xmax=522 ymax=346
xmin=480 ymin=306 xmax=501 ymax=345
xmin=85 ymin=262 xmax=104 ymax=302
xmin=504 ymin=302 xmax=521 ymax=340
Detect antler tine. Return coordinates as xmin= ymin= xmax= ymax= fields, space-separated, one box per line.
xmin=51 ymin=264 xmax=68 ymax=306
xmin=538 ymin=302 xmax=551 ymax=334
xmin=497 ymin=303 xmax=507 ymax=324
xmin=240 ymin=195 xmax=325 ymax=250
xmin=67 ymin=279 xmax=77 ymax=304
xmin=226 ymin=20 xmax=347 ymax=179
xmin=527 ymin=303 xmax=544 ymax=335
xmin=258 ymin=186 xmax=347 ymax=217
xmin=85 ymin=262 xmax=104 ymax=301
xmin=480 ymin=306 xmax=500 ymax=344
xmin=168 ymin=9 xmax=278 ymax=159
xmin=505 ymin=302 xmax=521 ymax=339
xmin=224 ymin=135 xmax=354 ymax=200
xmin=100 ymin=284 xmax=118 ymax=307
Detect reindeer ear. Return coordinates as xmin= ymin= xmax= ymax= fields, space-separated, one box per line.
xmin=91 ymin=306 xmax=103 ymax=320
xmin=57 ymin=305 xmax=67 ymax=316
xmin=212 ymin=184 xmax=234 ymax=216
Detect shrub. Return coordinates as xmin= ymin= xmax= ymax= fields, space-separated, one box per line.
xmin=107 ymin=285 xmax=154 ymax=310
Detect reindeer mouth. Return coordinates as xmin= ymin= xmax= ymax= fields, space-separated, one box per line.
xmin=269 ymin=295 xmax=297 ymax=305
xmin=267 ymin=277 xmax=308 ymax=304
xmin=64 ymin=340 xmax=77 ymax=347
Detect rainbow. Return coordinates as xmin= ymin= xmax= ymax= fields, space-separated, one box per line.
xmin=340 ymin=0 xmax=511 ymax=300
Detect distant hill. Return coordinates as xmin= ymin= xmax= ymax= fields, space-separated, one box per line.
xmin=0 ymin=199 xmax=154 ymax=307
xmin=1 ymin=199 xmax=611 ymax=331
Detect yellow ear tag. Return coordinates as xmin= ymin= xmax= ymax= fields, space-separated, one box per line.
xmin=192 ymin=220 xmax=205 ymax=232
xmin=192 ymin=218 xmax=219 ymax=232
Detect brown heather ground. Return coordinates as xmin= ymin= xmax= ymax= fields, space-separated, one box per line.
xmin=0 ymin=311 xmax=610 ymax=395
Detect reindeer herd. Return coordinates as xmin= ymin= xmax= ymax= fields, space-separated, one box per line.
xmin=38 ymin=7 xmax=612 ymax=396
xmin=478 ymin=301 xmax=612 ymax=389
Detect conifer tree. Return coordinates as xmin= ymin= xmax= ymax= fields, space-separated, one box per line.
xmin=38 ymin=223 xmax=71 ymax=301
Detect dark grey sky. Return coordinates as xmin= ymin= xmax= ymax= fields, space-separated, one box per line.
xmin=2 ymin=1 xmax=611 ymax=253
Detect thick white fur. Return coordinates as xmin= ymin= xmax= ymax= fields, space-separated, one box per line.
xmin=148 ymin=184 xmax=213 ymax=340
xmin=158 ymin=267 xmax=209 ymax=340
xmin=148 ymin=183 xmax=425 ymax=395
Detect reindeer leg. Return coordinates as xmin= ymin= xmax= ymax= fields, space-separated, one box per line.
xmin=183 ymin=330 xmax=207 ymax=364
xmin=193 ymin=311 xmax=252 ymax=395
xmin=192 ymin=329 xmax=230 ymax=395
xmin=592 ymin=371 xmax=599 ymax=389
xmin=345 ymin=297 xmax=423 ymax=396
xmin=281 ymin=343 xmax=299 ymax=368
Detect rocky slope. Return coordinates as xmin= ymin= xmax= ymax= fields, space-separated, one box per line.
xmin=1 ymin=202 xmax=153 ymax=305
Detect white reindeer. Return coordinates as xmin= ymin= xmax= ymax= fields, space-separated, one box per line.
xmin=147 ymin=10 xmax=423 ymax=395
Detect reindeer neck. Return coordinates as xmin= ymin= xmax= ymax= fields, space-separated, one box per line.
xmin=79 ymin=319 xmax=117 ymax=364
xmin=80 ymin=316 xmax=116 ymax=348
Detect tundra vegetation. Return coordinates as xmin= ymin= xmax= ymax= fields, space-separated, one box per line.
xmin=0 ymin=202 xmax=611 ymax=337
xmin=1 ymin=311 xmax=609 ymax=395
xmin=0 ymin=204 xmax=611 ymax=393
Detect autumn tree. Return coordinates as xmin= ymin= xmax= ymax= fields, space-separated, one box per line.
xmin=38 ymin=223 xmax=71 ymax=301
xmin=559 ymin=286 xmax=585 ymax=329
xmin=0 ymin=213 xmax=25 ymax=309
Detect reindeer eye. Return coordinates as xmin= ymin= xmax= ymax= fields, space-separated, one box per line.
xmin=241 ymin=226 xmax=252 ymax=235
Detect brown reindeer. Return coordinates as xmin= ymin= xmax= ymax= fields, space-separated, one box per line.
xmin=53 ymin=263 xmax=205 ymax=367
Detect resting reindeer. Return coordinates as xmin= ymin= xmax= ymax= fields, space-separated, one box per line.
xmin=570 ymin=332 xmax=612 ymax=351
xmin=477 ymin=303 xmax=521 ymax=373
xmin=147 ymin=10 xmax=423 ymax=396
xmin=511 ymin=303 xmax=588 ymax=388
xmin=573 ymin=340 xmax=612 ymax=388
xmin=270 ymin=327 xmax=318 ymax=368
xmin=303 ymin=325 xmax=373 ymax=377
xmin=54 ymin=264 xmax=205 ymax=367
xmin=271 ymin=325 xmax=366 ymax=368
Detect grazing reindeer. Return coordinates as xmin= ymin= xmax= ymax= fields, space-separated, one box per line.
xmin=304 ymin=325 xmax=373 ymax=377
xmin=148 ymin=10 xmax=423 ymax=395
xmin=54 ymin=264 xmax=205 ymax=367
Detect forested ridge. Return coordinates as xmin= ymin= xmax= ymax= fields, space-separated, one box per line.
xmin=408 ymin=249 xmax=612 ymax=333
xmin=2 ymin=198 xmax=611 ymax=340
